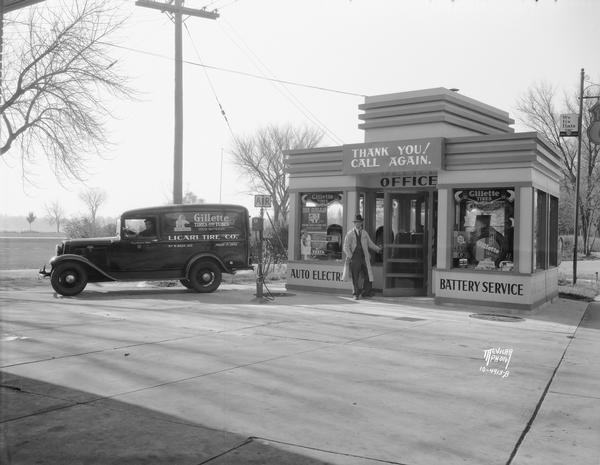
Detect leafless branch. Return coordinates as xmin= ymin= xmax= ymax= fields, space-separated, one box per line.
xmin=44 ymin=200 xmax=66 ymax=233
xmin=79 ymin=186 xmax=107 ymax=233
xmin=1 ymin=0 xmax=135 ymax=182
xmin=516 ymin=80 xmax=600 ymax=254
xmin=230 ymin=124 xmax=323 ymax=226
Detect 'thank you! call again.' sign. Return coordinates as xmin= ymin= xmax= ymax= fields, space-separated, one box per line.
xmin=342 ymin=138 xmax=444 ymax=175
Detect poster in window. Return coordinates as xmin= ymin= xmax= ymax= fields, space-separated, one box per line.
xmin=301 ymin=206 xmax=327 ymax=232
xmin=299 ymin=191 xmax=343 ymax=261
xmin=453 ymin=231 xmax=469 ymax=268
xmin=454 ymin=188 xmax=514 ymax=270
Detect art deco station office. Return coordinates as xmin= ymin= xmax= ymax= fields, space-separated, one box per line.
xmin=284 ymin=88 xmax=562 ymax=310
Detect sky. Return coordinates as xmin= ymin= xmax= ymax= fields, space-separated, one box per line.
xmin=1 ymin=0 xmax=599 ymax=220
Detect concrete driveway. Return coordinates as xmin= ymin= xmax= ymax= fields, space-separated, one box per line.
xmin=1 ymin=277 xmax=599 ymax=464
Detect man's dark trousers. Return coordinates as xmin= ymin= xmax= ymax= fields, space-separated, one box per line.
xmin=350 ymin=240 xmax=372 ymax=297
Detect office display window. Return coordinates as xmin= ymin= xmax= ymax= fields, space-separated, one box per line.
xmin=534 ymin=190 xmax=559 ymax=270
xmin=299 ymin=192 xmax=343 ymax=260
xmin=453 ymin=188 xmax=515 ymax=271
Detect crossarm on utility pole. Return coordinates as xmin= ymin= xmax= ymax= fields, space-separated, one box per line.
xmin=135 ymin=0 xmax=219 ymax=19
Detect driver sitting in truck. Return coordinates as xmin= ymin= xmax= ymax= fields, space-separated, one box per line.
xmin=139 ymin=219 xmax=156 ymax=237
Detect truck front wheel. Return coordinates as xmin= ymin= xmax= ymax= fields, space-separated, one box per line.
xmin=188 ymin=261 xmax=222 ymax=293
xmin=51 ymin=262 xmax=88 ymax=296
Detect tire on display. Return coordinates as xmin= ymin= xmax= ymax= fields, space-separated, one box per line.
xmin=188 ymin=261 xmax=221 ymax=293
xmin=50 ymin=262 xmax=88 ymax=296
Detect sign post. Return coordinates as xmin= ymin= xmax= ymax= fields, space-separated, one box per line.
xmin=257 ymin=207 xmax=264 ymax=298
xmin=254 ymin=195 xmax=272 ymax=299
xmin=573 ymin=69 xmax=585 ymax=285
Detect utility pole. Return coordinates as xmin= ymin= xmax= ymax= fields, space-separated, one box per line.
xmin=573 ymin=68 xmax=584 ymax=285
xmin=135 ymin=0 xmax=218 ymax=204
xmin=571 ymin=68 xmax=600 ymax=285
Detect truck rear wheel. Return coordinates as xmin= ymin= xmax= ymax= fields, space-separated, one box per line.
xmin=189 ymin=261 xmax=221 ymax=293
xmin=51 ymin=262 xmax=88 ymax=296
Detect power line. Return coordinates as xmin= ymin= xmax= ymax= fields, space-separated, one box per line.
xmin=200 ymin=0 xmax=225 ymax=9
xmin=215 ymin=0 xmax=242 ymax=10
xmin=199 ymin=0 xmax=242 ymax=11
xmin=109 ymin=43 xmax=366 ymax=98
xmin=218 ymin=19 xmax=344 ymax=145
xmin=183 ymin=22 xmax=234 ymax=136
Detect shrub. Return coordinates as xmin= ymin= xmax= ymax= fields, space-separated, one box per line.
xmin=63 ymin=217 xmax=116 ymax=238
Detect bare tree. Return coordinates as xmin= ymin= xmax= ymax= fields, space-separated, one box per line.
xmin=183 ymin=190 xmax=203 ymax=204
xmin=1 ymin=0 xmax=134 ymax=181
xmin=44 ymin=201 xmax=66 ymax=233
xmin=231 ymin=124 xmax=324 ymax=226
xmin=517 ymin=81 xmax=600 ymax=256
xmin=79 ymin=187 xmax=106 ymax=235
xmin=25 ymin=211 xmax=36 ymax=231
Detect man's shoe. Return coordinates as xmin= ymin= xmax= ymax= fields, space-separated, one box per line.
xmin=354 ymin=294 xmax=360 ymax=300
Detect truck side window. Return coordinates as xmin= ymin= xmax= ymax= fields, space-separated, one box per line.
xmin=123 ymin=218 xmax=156 ymax=238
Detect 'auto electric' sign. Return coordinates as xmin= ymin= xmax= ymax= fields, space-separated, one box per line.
xmin=342 ymin=138 xmax=444 ymax=175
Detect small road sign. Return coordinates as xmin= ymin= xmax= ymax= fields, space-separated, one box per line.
xmin=559 ymin=113 xmax=579 ymax=137
xmin=252 ymin=217 xmax=264 ymax=231
xmin=254 ymin=195 xmax=272 ymax=208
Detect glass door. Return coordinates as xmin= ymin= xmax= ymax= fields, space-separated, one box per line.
xmin=383 ymin=192 xmax=429 ymax=296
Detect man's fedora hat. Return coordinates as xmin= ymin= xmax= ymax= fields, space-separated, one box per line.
xmin=353 ymin=214 xmax=364 ymax=223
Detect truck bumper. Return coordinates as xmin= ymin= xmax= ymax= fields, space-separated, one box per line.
xmin=39 ymin=264 xmax=52 ymax=278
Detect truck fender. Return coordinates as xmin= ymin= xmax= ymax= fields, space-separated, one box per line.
xmin=50 ymin=254 xmax=116 ymax=281
xmin=186 ymin=254 xmax=230 ymax=276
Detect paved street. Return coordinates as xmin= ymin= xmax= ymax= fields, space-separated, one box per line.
xmin=1 ymin=277 xmax=599 ymax=465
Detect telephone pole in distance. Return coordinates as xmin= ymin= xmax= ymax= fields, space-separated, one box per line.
xmin=135 ymin=0 xmax=219 ymax=204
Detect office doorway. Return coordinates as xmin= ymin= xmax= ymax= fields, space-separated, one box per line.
xmin=382 ymin=191 xmax=435 ymax=296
